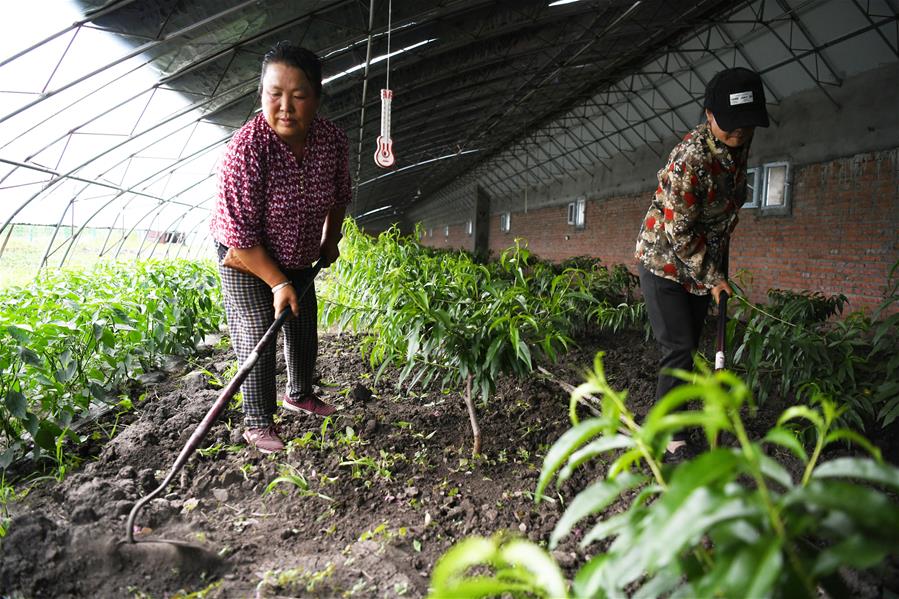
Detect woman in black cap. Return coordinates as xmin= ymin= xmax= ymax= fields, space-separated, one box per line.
xmin=634 ymin=67 xmax=770 ymax=459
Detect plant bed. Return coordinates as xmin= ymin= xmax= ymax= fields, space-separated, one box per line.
xmin=1 ymin=317 xmax=895 ymax=597
xmin=0 ymin=326 xmax=636 ymax=598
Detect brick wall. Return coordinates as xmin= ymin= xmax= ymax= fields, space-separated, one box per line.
xmin=485 ymin=193 xmax=647 ymax=266
xmin=425 ymin=149 xmax=898 ymax=313
xmin=420 ymin=223 xmax=474 ymax=252
xmin=732 ymin=151 xmax=898 ymax=310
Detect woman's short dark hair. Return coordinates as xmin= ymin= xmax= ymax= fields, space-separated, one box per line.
xmin=260 ymin=42 xmax=323 ymax=97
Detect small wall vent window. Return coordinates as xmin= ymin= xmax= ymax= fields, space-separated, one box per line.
xmin=499 ymin=212 xmax=511 ymax=233
xmin=466 ymin=220 xmax=473 ymax=236
xmin=761 ymin=161 xmax=791 ymax=215
xmin=444 ymin=225 xmax=450 ymax=237
xmin=567 ymin=198 xmax=586 ymax=228
xmin=743 ymin=167 xmax=760 ymax=208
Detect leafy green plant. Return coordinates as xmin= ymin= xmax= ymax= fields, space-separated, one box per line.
xmin=264 ymin=463 xmax=332 ymax=501
xmin=551 ymin=257 xmax=646 ymax=336
xmin=0 ymin=259 xmax=223 ymax=469
xmin=0 ymin=473 xmax=28 ymax=538
xmin=256 ymin=563 xmax=336 ymax=596
xmin=429 ymin=534 xmax=568 ymax=599
xmin=591 ymin=299 xmax=648 ymax=336
xmin=433 ymin=354 xmax=899 ymax=598
xmin=197 ymin=442 xmax=242 ymax=458
xmin=339 ymin=449 xmax=394 ymax=485
xmin=321 ymin=221 xmax=641 ymax=455
xmin=729 ymin=263 xmax=898 ymax=430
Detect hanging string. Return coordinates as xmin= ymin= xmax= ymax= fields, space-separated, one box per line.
xmin=374 ymin=0 xmax=396 ymax=168
xmin=385 ymin=0 xmax=392 ymax=91
xmin=352 ymin=0 xmax=378 ymax=195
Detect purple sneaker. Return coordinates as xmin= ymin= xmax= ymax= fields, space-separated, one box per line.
xmin=283 ymin=394 xmax=336 ymax=417
xmin=242 ymin=425 xmax=285 ymax=454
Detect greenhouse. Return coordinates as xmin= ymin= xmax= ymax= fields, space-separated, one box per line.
xmin=1 ymin=0 xmax=897 ymax=597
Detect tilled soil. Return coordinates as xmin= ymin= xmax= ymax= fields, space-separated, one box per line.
xmin=0 ymin=325 xmax=890 ymax=598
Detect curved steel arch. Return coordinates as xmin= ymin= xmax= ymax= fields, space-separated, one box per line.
xmin=0 ymin=0 xmax=896 ymax=277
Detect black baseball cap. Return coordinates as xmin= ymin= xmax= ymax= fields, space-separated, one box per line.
xmin=703 ymin=67 xmax=770 ymax=131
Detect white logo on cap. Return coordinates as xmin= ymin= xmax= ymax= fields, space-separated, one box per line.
xmin=730 ymin=91 xmax=754 ymax=106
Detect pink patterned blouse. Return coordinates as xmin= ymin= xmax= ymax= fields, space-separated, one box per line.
xmin=210 ymin=113 xmax=352 ymax=269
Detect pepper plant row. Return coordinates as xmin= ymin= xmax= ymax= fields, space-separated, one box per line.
xmin=0 ymin=260 xmax=223 ymax=468
xmin=319 ymin=221 xmax=644 ymax=454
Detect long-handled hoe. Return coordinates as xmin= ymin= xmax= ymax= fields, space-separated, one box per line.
xmin=112 ymin=261 xmax=324 ymax=573
xmin=715 ymin=290 xmax=729 ymax=371
xmin=716 ymin=253 xmax=730 ymax=372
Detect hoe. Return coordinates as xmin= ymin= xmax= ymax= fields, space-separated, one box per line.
xmin=113 ymin=260 xmax=324 ymax=573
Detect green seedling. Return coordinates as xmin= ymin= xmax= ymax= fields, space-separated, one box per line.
xmin=197 ymin=443 xmax=242 ymax=458
xmin=336 ymin=426 xmax=364 ymax=449
xmin=170 ymin=580 xmax=223 ymax=599
xmin=264 ymin=464 xmax=333 ymax=501
xmin=239 ymin=463 xmax=256 ymax=481
xmin=256 ymin=563 xmax=336 ymax=596
xmin=412 ymin=447 xmax=430 ymax=467
xmin=286 ymin=431 xmax=318 ymax=452
xmin=359 ymin=522 xmax=390 ymax=542
xmin=339 ymin=450 xmax=396 ymax=485
xmin=187 ymin=362 xmax=223 ymax=388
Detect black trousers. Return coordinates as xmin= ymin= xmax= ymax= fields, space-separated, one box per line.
xmin=638 ymin=264 xmax=711 ymax=403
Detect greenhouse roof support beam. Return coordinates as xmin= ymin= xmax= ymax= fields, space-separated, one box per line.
xmin=0 ymin=80 xmax=253 ymax=238
xmin=764 ymin=0 xmax=841 ymax=108
xmin=58 ymin=173 xmax=217 ymax=268
xmin=0 ymin=0 xmax=263 ymax=127
xmin=759 ymin=15 xmax=897 ymax=77
xmin=0 ymin=157 xmax=200 ymax=209
xmin=849 ymin=0 xmax=899 ymax=58
xmin=0 ymin=0 xmax=139 ymax=68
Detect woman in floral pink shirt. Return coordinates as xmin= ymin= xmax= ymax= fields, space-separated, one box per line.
xmin=210 ymin=42 xmax=351 ymax=453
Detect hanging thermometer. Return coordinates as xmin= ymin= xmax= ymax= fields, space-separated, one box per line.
xmin=374 ymin=88 xmax=395 ymax=168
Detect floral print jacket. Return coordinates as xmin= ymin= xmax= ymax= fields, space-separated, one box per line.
xmin=635 ymin=122 xmax=750 ymax=295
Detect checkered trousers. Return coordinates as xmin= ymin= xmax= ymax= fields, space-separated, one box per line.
xmin=217 ymin=248 xmax=318 ymax=428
